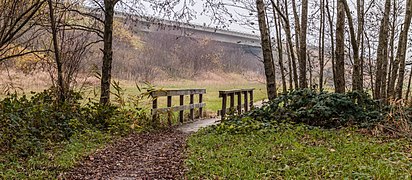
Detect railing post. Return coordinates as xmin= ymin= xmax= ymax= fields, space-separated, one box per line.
xmin=152 ymin=97 xmax=158 ymax=122
xmin=244 ymin=91 xmax=249 ymax=112
xmin=230 ymin=93 xmax=235 ymax=114
xmin=167 ymin=96 xmax=172 ymax=126
xmin=249 ymin=90 xmax=254 ymax=109
xmin=199 ymin=94 xmax=203 ymax=118
xmin=221 ymin=93 xmax=227 ymax=118
xmin=190 ymin=94 xmax=194 ymax=120
xmin=237 ymin=92 xmax=242 ymax=114
xmin=179 ymin=95 xmax=184 ymax=123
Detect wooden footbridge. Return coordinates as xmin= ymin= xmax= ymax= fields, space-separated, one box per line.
xmin=150 ymin=88 xmax=264 ymax=132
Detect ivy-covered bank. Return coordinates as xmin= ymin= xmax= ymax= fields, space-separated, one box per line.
xmin=186 ymin=89 xmax=412 ymax=179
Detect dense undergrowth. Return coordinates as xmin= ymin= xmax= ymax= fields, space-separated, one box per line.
xmin=213 ymin=89 xmax=411 ymax=134
xmin=0 ymin=89 xmax=151 ymax=178
xmin=186 ymin=89 xmax=412 ymax=179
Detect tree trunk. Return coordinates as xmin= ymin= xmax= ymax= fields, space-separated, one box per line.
xmin=365 ymin=32 xmax=375 ymax=94
xmin=335 ymin=0 xmax=346 ymax=93
xmin=395 ymin=0 xmax=412 ymax=99
xmin=286 ymin=43 xmax=294 ymax=90
xmin=299 ymin=0 xmax=308 ymax=88
xmin=357 ymin=0 xmax=365 ymax=90
xmin=273 ymin=4 xmax=287 ymax=93
xmin=100 ymin=0 xmax=117 ymax=105
xmin=308 ymin=52 xmax=313 ymax=88
xmin=291 ymin=0 xmax=301 ymax=62
xmin=319 ymin=0 xmax=325 ymax=91
xmin=386 ymin=0 xmax=398 ymax=99
xmin=374 ymin=0 xmax=391 ymax=99
xmin=326 ymin=0 xmax=337 ymax=90
xmin=280 ymin=0 xmax=298 ymax=89
xmin=256 ymin=0 xmax=277 ymax=100
xmin=405 ymin=70 xmax=412 ymax=101
xmin=48 ymin=0 xmax=65 ymax=103
xmin=342 ymin=0 xmax=361 ymax=92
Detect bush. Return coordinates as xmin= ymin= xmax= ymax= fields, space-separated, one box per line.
xmin=0 ymin=89 xmax=148 ymax=158
xmin=213 ymin=89 xmax=385 ymax=134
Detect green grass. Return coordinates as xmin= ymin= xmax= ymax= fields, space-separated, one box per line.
xmin=186 ymin=124 xmax=412 ymax=179
xmin=0 ymin=129 xmax=112 ymax=179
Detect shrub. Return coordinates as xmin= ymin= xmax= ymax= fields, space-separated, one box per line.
xmin=212 ymin=89 xmax=385 ymax=134
xmin=0 ymin=89 xmax=148 ymax=158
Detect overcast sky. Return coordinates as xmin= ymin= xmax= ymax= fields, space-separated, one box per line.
xmin=139 ymin=0 xmax=258 ymax=34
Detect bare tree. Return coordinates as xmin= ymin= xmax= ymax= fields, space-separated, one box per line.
xmin=0 ymin=0 xmax=47 ymax=62
xmin=374 ymin=0 xmax=391 ymax=99
xmin=342 ymin=0 xmax=361 ymax=92
xmin=47 ymin=0 xmax=65 ymax=102
xmin=394 ymin=0 xmax=412 ymax=99
xmin=386 ymin=0 xmax=412 ymax=99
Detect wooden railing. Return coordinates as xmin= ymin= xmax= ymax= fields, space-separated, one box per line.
xmin=150 ymin=89 xmax=206 ymax=125
xmin=218 ymin=89 xmax=254 ymax=118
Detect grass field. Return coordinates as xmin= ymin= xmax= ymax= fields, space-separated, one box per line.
xmin=186 ymin=124 xmax=412 ymax=179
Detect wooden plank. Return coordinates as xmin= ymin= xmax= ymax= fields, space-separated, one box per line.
xmin=179 ymin=95 xmax=184 ymax=123
xmin=219 ymin=88 xmax=255 ymax=97
xmin=190 ymin=94 xmax=194 ymax=120
xmin=152 ymin=103 xmax=206 ymax=114
xmin=151 ymin=89 xmax=206 ymax=97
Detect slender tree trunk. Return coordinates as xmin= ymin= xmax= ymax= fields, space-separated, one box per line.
xmin=335 ymin=0 xmax=346 ymax=93
xmin=326 ymin=0 xmax=337 ymax=89
xmin=48 ymin=0 xmax=65 ymax=103
xmin=100 ymin=0 xmax=118 ymax=105
xmin=256 ymin=0 xmax=277 ymax=100
xmin=395 ymin=0 xmax=412 ymax=99
xmin=342 ymin=0 xmax=361 ymax=92
xmin=273 ymin=4 xmax=287 ymax=93
xmin=406 ymin=70 xmax=412 ymax=101
xmin=280 ymin=0 xmax=298 ymax=88
xmin=386 ymin=0 xmax=397 ymax=98
xmin=365 ymin=32 xmax=375 ymax=94
xmin=319 ymin=0 xmax=325 ymax=91
xmin=286 ymin=43 xmax=294 ymax=90
xmin=299 ymin=0 xmax=309 ymax=88
xmin=357 ymin=0 xmax=365 ymax=90
xmin=308 ymin=53 xmax=313 ymax=88
xmin=291 ymin=0 xmax=301 ymax=62
xmin=374 ymin=0 xmax=391 ymax=99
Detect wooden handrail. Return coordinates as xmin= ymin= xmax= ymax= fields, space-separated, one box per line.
xmin=150 ymin=89 xmax=206 ymax=126
xmin=218 ymin=89 xmax=254 ymax=119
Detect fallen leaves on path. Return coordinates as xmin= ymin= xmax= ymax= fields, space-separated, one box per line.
xmin=64 ymin=130 xmax=188 ymax=179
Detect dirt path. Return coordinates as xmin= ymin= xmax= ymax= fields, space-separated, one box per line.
xmin=64 ymin=130 xmax=188 ymax=179
xmin=65 ymin=100 xmax=268 ymax=179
